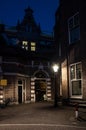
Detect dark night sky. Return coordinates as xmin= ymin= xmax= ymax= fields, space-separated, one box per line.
xmin=0 ymin=0 xmax=59 ymax=33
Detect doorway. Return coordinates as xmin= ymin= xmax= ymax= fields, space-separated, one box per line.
xmin=18 ymin=86 xmax=22 ymax=104
xmin=35 ymin=80 xmax=46 ymax=102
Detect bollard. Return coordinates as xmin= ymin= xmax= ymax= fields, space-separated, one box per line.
xmin=75 ymin=103 xmax=79 ymax=119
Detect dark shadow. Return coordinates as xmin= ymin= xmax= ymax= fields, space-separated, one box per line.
xmin=78 ymin=116 xmax=86 ymax=122
xmin=34 ymin=102 xmax=64 ymax=111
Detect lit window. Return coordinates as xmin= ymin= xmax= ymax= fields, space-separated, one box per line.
xmin=70 ymin=62 xmax=82 ymax=97
xmin=22 ymin=41 xmax=28 ymax=45
xmin=68 ymin=13 xmax=80 ymax=44
xmin=22 ymin=41 xmax=28 ymax=50
xmin=31 ymin=42 xmax=36 ymax=51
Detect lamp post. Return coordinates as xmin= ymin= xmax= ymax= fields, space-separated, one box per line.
xmin=52 ymin=64 xmax=59 ymax=107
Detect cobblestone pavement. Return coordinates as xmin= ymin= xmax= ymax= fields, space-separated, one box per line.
xmin=0 ymin=102 xmax=86 ymax=130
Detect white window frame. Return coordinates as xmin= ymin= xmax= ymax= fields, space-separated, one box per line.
xmin=69 ymin=62 xmax=83 ymax=99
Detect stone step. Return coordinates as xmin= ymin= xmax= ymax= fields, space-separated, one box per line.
xmin=69 ymin=99 xmax=86 ymax=108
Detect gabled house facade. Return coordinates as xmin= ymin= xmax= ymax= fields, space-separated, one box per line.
xmin=54 ymin=0 xmax=86 ymax=105
xmin=0 ymin=7 xmax=55 ymax=105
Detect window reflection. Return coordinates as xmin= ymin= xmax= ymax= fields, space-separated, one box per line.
xmin=76 ymin=64 xmax=81 ymax=79
xmin=70 ymin=63 xmax=82 ymax=96
xmin=70 ymin=65 xmax=75 ymax=79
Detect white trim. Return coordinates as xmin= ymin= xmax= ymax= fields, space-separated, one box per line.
xmin=70 ymin=62 xmax=81 ymax=67
xmin=69 ymin=62 xmax=83 ymax=98
xmin=47 ymin=86 xmax=51 ymax=89
xmin=31 ymin=90 xmax=35 ymax=93
xmin=70 ymin=95 xmax=82 ymax=99
xmin=33 ymin=70 xmax=49 ymax=78
xmin=17 ymin=79 xmax=27 ymax=103
xmin=34 ymin=78 xmax=47 ymax=80
xmin=3 ymin=72 xmax=29 ymax=77
xmin=30 ymin=77 xmax=51 ymax=102
xmin=24 ymin=79 xmax=26 ymax=102
xmin=47 ymin=93 xmax=51 ymax=97
xmin=31 ymin=86 xmax=35 ymax=89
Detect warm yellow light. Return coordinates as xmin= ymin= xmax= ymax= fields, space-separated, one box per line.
xmin=0 ymin=79 xmax=7 ymax=86
xmin=52 ymin=64 xmax=59 ymax=72
xmin=22 ymin=41 xmax=28 ymax=50
xmin=31 ymin=42 xmax=36 ymax=46
xmin=31 ymin=47 xmax=36 ymax=51
xmin=31 ymin=42 xmax=36 ymax=51
xmin=22 ymin=41 xmax=28 ymax=45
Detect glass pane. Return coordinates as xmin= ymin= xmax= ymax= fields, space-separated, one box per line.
xmin=40 ymin=41 xmax=46 ymax=45
xmin=69 ymin=18 xmax=73 ymax=29
xmin=25 ymin=46 xmax=28 ymax=50
xmin=23 ymin=41 xmax=28 ymax=45
xmin=31 ymin=47 xmax=36 ymax=51
xmin=76 ymin=63 xmax=81 ymax=79
xmin=31 ymin=42 xmax=36 ymax=46
xmin=18 ymin=80 xmax=22 ymax=84
xmin=31 ymin=42 xmax=36 ymax=51
xmin=72 ymin=80 xmax=82 ymax=95
xmin=70 ymin=65 xmax=75 ymax=79
xmin=74 ymin=13 xmax=79 ymax=26
xmin=70 ymin=26 xmax=80 ymax=43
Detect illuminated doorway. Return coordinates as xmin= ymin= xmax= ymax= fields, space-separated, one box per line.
xmin=35 ymin=80 xmax=47 ymax=102
xmin=31 ymin=70 xmax=51 ymax=102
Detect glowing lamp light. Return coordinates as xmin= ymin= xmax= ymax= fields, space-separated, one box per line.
xmin=52 ymin=64 xmax=59 ymax=72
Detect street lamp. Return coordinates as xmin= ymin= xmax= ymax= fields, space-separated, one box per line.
xmin=52 ymin=64 xmax=59 ymax=107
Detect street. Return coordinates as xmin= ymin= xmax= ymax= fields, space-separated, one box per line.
xmin=0 ymin=124 xmax=86 ymax=130
xmin=0 ymin=102 xmax=86 ymax=130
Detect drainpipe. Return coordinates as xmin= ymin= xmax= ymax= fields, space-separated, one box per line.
xmin=66 ymin=46 xmax=70 ymax=104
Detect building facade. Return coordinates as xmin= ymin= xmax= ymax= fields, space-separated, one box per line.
xmin=0 ymin=7 xmax=55 ymax=105
xmin=54 ymin=0 xmax=86 ymax=105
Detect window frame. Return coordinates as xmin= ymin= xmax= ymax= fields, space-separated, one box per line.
xmin=68 ymin=12 xmax=80 ymax=44
xmin=69 ymin=62 xmax=82 ymax=99
xmin=22 ymin=41 xmax=28 ymax=50
xmin=31 ymin=42 xmax=36 ymax=51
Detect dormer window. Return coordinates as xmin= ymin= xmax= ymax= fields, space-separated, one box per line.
xmin=22 ymin=41 xmax=28 ymax=50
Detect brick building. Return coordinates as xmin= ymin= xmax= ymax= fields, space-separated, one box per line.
xmin=54 ymin=0 xmax=86 ymax=105
xmin=0 ymin=7 xmax=55 ymax=105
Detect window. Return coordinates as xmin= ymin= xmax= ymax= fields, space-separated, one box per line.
xmin=70 ymin=63 xmax=82 ymax=98
xmin=47 ymin=41 xmax=51 ymax=45
xmin=40 ymin=41 xmax=46 ymax=45
xmin=22 ymin=41 xmax=28 ymax=50
xmin=31 ymin=42 xmax=36 ymax=51
xmin=10 ymin=38 xmax=19 ymax=45
xmin=18 ymin=80 xmax=22 ymax=84
xmin=68 ymin=13 xmax=80 ymax=44
xmin=25 ymin=25 xmax=32 ymax=32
